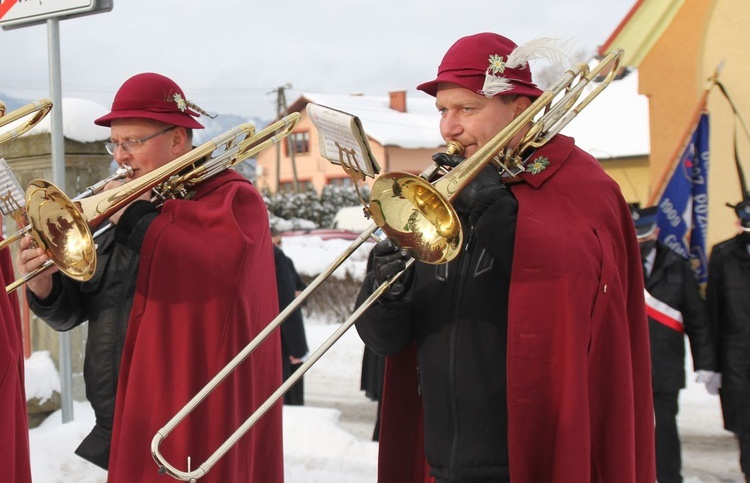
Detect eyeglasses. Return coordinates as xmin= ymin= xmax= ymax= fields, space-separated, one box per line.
xmin=104 ymin=126 xmax=176 ymax=155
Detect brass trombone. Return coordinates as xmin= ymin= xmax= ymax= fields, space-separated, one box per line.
xmin=0 ymin=98 xmax=54 ymax=145
xmin=369 ymin=49 xmax=624 ymax=264
xmin=3 ymin=165 xmax=134 ymax=293
xmin=2 ymin=113 xmax=301 ymax=293
xmin=151 ymin=49 xmax=624 ymax=481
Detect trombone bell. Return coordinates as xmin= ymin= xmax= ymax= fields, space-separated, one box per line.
xmin=369 ymin=172 xmax=462 ymax=264
xmin=25 ymin=180 xmax=96 ymax=282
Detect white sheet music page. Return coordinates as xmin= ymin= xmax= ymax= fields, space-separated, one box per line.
xmin=306 ymin=103 xmax=380 ymax=178
xmin=0 ymin=158 xmax=26 ymax=216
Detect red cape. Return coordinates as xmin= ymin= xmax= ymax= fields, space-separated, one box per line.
xmin=377 ymin=136 xmax=656 ymax=482
xmin=108 ymin=171 xmax=284 ymax=482
xmin=0 ymin=237 xmax=31 ymax=483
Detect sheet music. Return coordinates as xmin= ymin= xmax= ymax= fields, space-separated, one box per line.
xmin=0 ymin=158 xmax=25 ymax=216
xmin=306 ymin=103 xmax=380 ymax=178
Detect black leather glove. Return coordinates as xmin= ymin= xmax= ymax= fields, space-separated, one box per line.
xmin=432 ymin=152 xmax=465 ymax=169
xmin=371 ymin=238 xmax=413 ymax=301
xmin=453 ymin=165 xmax=507 ymax=225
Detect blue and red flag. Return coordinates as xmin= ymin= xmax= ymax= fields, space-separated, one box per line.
xmin=654 ymin=111 xmax=710 ymax=285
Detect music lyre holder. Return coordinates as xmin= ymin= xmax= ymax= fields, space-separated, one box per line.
xmin=334 ymin=141 xmax=372 ymax=214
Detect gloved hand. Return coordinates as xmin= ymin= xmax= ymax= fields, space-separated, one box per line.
xmin=696 ymin=370 xmax=722 ymax=395
xmin=431 ymin=151 xmax=465 ymax=169
xmin=371 ymin=238 xmax=413 ymax=301
xmin=453 ymin=165 xmax=507 ymax=224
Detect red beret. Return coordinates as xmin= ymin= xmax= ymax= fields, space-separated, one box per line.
xmin=95 ymin=72 xmax=204 ymax=129
xmin=418 ymin=32 xmax=543 ymax=99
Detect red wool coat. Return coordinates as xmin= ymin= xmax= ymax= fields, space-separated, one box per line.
xmin=0 ymin=237 xmax=31 ymax=483
xmin=107 ymin=171 xmax=284 ymax=482
xmin=377 ymin=135 xmax=656 ymax=482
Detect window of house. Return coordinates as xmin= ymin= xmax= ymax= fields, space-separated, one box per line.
xmin=285 ymin=131 xmax=310 ymax=156
xmin=326 ymin=177 xmax=353 ymax=187
xmin=279 ymin=179 xmax=314 ymax=193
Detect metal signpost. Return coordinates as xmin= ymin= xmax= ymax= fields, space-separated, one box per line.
xmin=1 ymin=0 xmax=113 ymax=424
xmin=0 ymin=1 xmax=113 ymax=29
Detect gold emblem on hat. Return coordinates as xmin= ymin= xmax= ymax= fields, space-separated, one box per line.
xmin=488 ymin=54 xmax=506 ymax=75
xmin=528 ymin=156 xmax=550 ymax=175
xmin=172 ymin=93 xmax=187 ymax=112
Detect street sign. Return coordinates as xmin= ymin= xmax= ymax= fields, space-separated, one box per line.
xmin=0 ymin=0 xmax=112 ymax=29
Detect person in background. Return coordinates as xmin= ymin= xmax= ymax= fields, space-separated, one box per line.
xmin=355 ymin=32 xmax=656 ymax=482
xmin=272 ymin=227 xmax=309 ymax=405
xmin=17 ymin=72 xmax=283 ymax=482
xmin=706 ymin=200 xmax=750 ymax=482
xmin=0 ymin=235 xmax=31 ymax=482
xmin=360 ymin=345 xmax=385 ymax=441
xmin=632 ymin=204 xmax=718 ymax=483
xmin=360 ymin=249 xmax=386 ymax=441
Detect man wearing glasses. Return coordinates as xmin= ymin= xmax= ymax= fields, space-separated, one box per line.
xmin=17 ymin=73 xmax=284 ymax=482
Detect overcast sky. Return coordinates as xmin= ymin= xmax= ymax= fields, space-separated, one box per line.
xmin=1 ymin=0 xmax=635 ymax=121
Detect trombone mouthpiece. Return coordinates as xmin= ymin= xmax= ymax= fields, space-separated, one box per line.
xmin=446 ymin=141 xmax=465 ymax=156
xmin=431 ymin=141 xmax=466 ymax=170
xmin=114 ymin=164 xmax=134 ymax=179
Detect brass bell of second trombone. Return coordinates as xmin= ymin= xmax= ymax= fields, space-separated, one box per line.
xmin=25 ymin=180 xmax=96 ymax=283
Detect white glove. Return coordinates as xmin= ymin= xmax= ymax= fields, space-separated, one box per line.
xmin=696 ymin=370 xmax=722 ymax=395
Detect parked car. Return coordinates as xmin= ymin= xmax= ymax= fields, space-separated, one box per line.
xmin=330 ymin=206 xmax=372 ymax=232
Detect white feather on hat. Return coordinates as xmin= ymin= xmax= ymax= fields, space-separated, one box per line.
xmin=480 ymin=37 xmax=575 ymax=98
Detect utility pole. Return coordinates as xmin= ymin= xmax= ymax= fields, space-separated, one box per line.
xmin=274 ymin=84 xmax=300 ymax=193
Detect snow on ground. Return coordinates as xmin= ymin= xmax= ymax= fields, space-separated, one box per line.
xmin=28 ymin=320 xmax=378 ymax=483
xmin=28 ymin=319 xmax=747 ymax=482
xmin=25 ymin=233 xmax=746 ymax=481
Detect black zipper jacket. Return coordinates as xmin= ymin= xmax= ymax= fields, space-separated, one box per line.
xmin=706 ymin=233 xmax=750 ymax=435
xmin=645 ymin=241 xmax=717 ymax=393
xmin=356 ymin=192 xmax=517 ymax=481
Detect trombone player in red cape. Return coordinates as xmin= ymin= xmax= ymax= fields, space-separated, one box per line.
xmin=17 ymin=73 xmax=284 ymax=482
xmin=355 ymin=32 xmax=656 ymax=482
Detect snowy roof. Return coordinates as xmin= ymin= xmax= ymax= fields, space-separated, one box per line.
xmin=299 ymin=68 xmax=650 ymax=159
xmin=25 ymin=98 xmax=111 ymax=144
xmin=560 ymin=67 xmax=650 ymax=159
xmin=299 ymin=93 xmax=445 ymax=150
xmin=14 ymin=71 xmax=650 ymax=158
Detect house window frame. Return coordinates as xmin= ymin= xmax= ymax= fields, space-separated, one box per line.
xmin=278 ymin=178 xmax=314 ymax=193
xmin=326 ymin=176 xmax=354 ymax=187
xmin=284 ymin=130 xmax=310 ymax=156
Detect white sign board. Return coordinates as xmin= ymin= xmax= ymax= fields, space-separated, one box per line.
xmin=0 ymin=0 xmax=112 ymax=28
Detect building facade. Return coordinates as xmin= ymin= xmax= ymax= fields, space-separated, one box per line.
xmin=602 ymin=0 xmax=750 ymax=247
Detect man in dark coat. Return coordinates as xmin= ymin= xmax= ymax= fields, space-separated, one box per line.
xmin=18 ymin=73 xmax=283 ymax=482
xmin=272 ymin=227 xmax=309 ymax=405
xmin=359 ymin=249 xmax=385 ymax=441
xmin=356 ymin=32 xmax=655 ymax=483
xmin=632 ymin=205 xmax=718 ymax=483
xmin=706 ymin=200 xmax=750 ymax=482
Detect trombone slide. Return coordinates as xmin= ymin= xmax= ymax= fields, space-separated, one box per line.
xmin=152 ymin=223 xmax=380 ymax=480
xmin=3 ymin=114 xmax=300 ymax=294
xmin=0 ymin=98 xmax=53 ymax=145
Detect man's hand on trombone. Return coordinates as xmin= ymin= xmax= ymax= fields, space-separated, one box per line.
xmin=372 ymin=238 xmax=414 ymax=302
xmin=17 ymin=234 xmax=58 ymax=300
